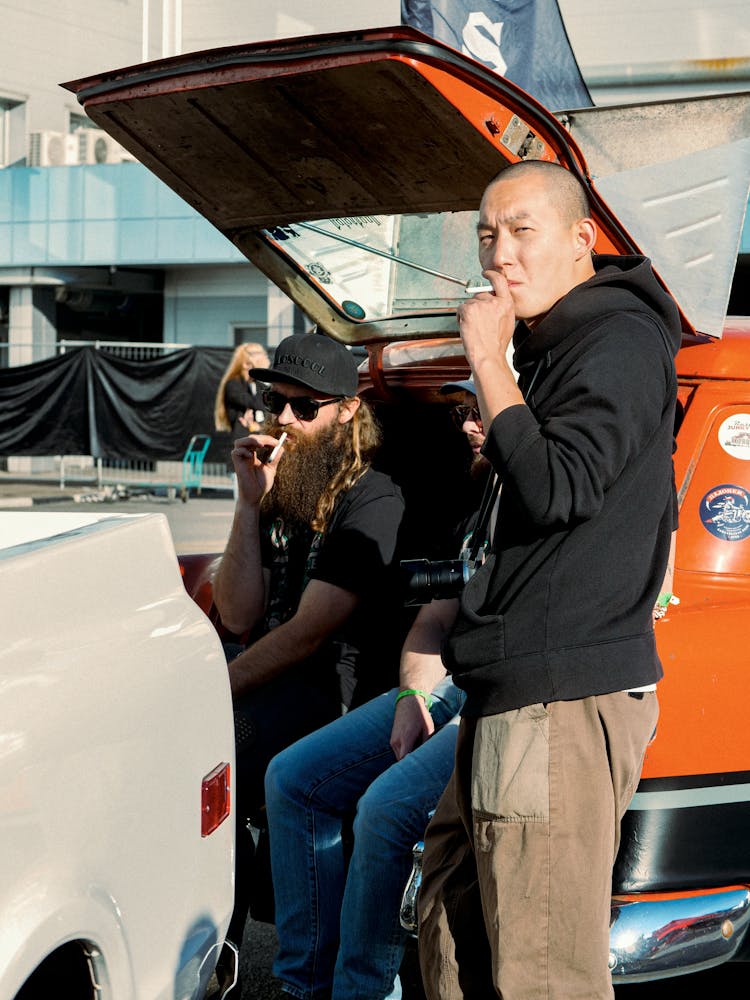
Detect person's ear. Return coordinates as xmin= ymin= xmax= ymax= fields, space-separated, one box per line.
xmin=574 ymin=217 xmax=597 ymax=259
xmin=338 ymin=396 xmax=361 ymax=424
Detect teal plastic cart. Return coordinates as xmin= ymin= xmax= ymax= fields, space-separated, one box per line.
xmin=179 ymin=434 xmax=212 ymax=501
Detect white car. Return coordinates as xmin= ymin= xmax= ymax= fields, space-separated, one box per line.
xmin=0 ymin=512 xmax=236 ymax=1000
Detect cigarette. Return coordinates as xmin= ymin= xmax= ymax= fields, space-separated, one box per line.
xmin=464 ymin=282 xmax=494 ymax=295
xmin=266 ymin=431 xmax=288 ymax=463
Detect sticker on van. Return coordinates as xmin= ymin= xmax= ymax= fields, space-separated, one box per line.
xmin=718 ymin=414 xmax=750 ymax=460
xmin=700 ymin=484 xmax=750 ymax=541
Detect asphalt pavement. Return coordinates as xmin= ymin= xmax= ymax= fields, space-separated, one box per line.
xmin=0 ymin=477 xmax=83 ymax=507
xmin=0 ymin=474 xmax=235 ymax=555
xmin=238 ymin=920 xmax=284 ymax=999
xmin=0 ymin=473 xmax=232 ymax=504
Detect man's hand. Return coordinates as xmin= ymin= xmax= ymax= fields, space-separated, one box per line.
xmin=456 ymin=269 xmax=516 ymax=370
xmin=455 ymin=269 xmax=524 ymax=428
xmin=392 ymin=598 xmax=459 ymax=760
xmin=231 ymin=432 xmax=286 ymax=507
xmin=390 ymin=693 xmax=436 ymax=761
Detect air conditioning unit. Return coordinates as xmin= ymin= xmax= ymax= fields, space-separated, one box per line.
xmin=28 ymin=131 xmax=78 ymax=167
xmin=73 ymin=127 xmax=136 ymax=165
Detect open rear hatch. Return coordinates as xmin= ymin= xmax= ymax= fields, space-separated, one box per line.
xmin=64 ymin=26 xmax=749 ymax=346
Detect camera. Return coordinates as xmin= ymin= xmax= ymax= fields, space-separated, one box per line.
xmin=400 ymin=558 xmax=475 ymax=606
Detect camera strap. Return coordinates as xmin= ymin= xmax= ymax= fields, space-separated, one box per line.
xmin=466 ymin=470 xmax=500 ymax=563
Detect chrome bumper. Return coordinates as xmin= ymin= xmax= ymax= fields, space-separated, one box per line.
xmin=400 ymin=841 xmax=750 ymax=981
xmin=609 ymin=886 xmax=750 ymax=981
xmin=400 ymin=841 xmax=424 ymax=936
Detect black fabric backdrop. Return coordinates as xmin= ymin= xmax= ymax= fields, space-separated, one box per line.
xmin=0 ymin=346 xmax=235 ymax=463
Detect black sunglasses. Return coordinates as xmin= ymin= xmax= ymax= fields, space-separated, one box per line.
xmin=263 ymin=388 xmax=343 ymax=422
xmin=451 ymin=403 xmax=482 ymax=427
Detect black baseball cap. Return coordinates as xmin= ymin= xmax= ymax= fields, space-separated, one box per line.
xmin=250 ymin=332 xmax=360 ymax=397
xmin=439 ymin=378 xmax=476 ymax=395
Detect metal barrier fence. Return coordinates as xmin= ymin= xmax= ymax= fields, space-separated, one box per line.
xmin=2 ymin=339 xmax=232 ymax=491
xmin=4 ymin=453 xmax=232 ymax=494
xmin=58 ymin=339 xmax=192 ymax=360
xmin=0 ymin=338 xmax=192 ymax=366
xmin=59 ymin=455 xmax=231 ymax=493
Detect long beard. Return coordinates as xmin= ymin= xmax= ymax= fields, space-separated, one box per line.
xmin=262 ymin=418 xmax=351 ymax=528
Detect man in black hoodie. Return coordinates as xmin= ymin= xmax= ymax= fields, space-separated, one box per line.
xmin=417 ymin=161 xmax=681 ymax=999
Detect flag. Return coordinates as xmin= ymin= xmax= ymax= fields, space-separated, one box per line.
xmin=401 ymin=0 xmax=592 ymax=110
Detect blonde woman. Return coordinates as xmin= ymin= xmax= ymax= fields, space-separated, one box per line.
xmin=214 ymin=342 xmax=271 ymax=438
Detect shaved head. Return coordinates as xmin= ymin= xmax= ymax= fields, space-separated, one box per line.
xmin=486 ymin=161 xmax=590 ymax=225
xmin=476 ymin=160 xmax=598 ymax=327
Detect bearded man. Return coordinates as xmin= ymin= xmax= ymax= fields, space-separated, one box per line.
xmin=213 ymin=331 xmax=405 ymax=951
xmin=261 ymin=378 xmax=491 ymax=1000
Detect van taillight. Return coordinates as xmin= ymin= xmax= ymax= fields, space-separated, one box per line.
xmin=202 ymin=762 xmax=231 ymax=837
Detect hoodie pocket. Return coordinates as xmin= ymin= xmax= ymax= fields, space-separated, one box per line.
xmin=442 ymin=554 xmax=505 ymax=673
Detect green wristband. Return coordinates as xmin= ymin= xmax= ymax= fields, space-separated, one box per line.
xmin=395 ymin=688 xmax=434 ymax=711
xmin=656 ymin=592 xmax=673 ymax=608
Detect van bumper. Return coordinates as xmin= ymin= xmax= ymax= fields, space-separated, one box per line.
xmin=609 ymin=886 xmax=750 ymax=981
xmin=400 ymin=842 xmax=749 ymax=981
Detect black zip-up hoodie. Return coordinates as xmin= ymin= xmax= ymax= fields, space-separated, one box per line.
xmin=443 ymin=255 xmax=682 ymax=717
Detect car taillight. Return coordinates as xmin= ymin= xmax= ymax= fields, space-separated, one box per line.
xmin=201 ymin=762 xmax=231 ymax=837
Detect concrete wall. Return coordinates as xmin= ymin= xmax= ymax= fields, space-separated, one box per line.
xmin=0 ymin=0 xmax=403 ymax=139
xmin=181 ymin=0 xmax=401 ymax=52
xmin=2 ymin=1 xmax=142 ymax=134
xmin=163 ymin=264 xmax=269 ymax=347
xmin=563 ymin=0 xmax=750 ymax=68
xmin=4 ymin=1 xmax=749 ymax=134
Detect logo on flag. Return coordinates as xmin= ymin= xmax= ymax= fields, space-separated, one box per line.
xmin=401 ymin=0 xmax=592 ymax=110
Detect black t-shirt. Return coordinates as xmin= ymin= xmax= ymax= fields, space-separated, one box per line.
xmin=259 ymin=468 xmax=406 ymax=707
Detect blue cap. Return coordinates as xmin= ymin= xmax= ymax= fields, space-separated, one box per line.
xmin=439 ymin=378 xmax=475 ymax=395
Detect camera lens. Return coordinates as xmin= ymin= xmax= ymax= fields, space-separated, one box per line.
xmin=400 ymin=559 xmax=469 ymax=606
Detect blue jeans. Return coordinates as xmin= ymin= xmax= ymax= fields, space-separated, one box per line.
xmin=264 ymin=679 xmax=465 ymax=1000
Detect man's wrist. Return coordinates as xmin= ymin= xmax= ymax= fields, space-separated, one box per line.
xmin=234 ymin=495 xmax=262 ymax=519
xmin=395 ymin=688 xmax=433 ymax=711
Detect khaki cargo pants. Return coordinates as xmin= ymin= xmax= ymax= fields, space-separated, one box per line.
xmin=417 ymin=692 xmax=658 ymax=1000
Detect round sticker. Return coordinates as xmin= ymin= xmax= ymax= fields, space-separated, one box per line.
xmin=306 ymin=262 xmax=333 ymax=284
xmin=700 ymin=484 xmax=750 ymax=541
xmin=718 ymin=414 xmax=750 ymax=460
xmin=342 ymin=300 xmax=366 ymax=320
